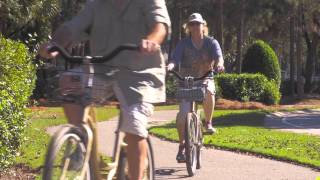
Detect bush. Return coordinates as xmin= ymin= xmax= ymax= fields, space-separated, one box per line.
xmin=165 ymin=74 xmax=177 ymax=99
xmin=242 ymin=40 xmax=281 ymax=88
xmin=263 ymin=80 xmax=281 ymax=105
xmin=215 ymin=73 xmax=281 ymax=105
xmin=0 ymin=37 xmax=36 ymax=170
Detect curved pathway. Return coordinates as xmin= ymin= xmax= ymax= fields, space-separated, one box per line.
xmin=97 ymin=110 xmax=320 ymax=180
xmin=47 ymin=110 xmax=320 ymax=179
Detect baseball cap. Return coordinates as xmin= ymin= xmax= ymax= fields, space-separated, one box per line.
xmin=188 ymin=13 xmax=205 ymax=24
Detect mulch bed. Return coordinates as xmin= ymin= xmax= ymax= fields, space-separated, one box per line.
xmin=0 ymin=164 xmax=37 ymax=180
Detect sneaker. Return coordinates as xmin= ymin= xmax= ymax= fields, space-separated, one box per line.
xmin=205 ymin=123 xmax=216 ymax=134
xmin=176 ymin=151 xmax=186 ymax=163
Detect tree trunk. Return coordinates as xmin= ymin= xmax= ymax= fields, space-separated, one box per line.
xmin=168 ymin=0 xmax=179 ymax=57
xmin=304 ymin=33 xmax=319 ymax=93
xmin=236 ymin=1 xmax=244 ymax=73
xmin=217 ymin=0 xmax=223 ymax=48
xmin=297 ymin=4 xmax=304 ymax=98
xmin=289 ymin=15 xmax=296 ymax=95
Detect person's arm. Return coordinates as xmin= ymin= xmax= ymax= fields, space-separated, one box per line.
xmin=167 ymin=40 xmax=184 ymax=70
xmin=215 ymin=56 xmax=225 ymax=72
xmin=210 ymin=39 xmax=224 ymax=72
xmin=141 ymin=0 xmax=171 ymax=54
xmin=141 ymin=23 xmax=167 ymax=54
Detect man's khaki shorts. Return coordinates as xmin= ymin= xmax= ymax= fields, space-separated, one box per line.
xmin=59 ymin=67 xmax=153 ymax=138
xmin=113 ymin=82 xmax=154 ymax=138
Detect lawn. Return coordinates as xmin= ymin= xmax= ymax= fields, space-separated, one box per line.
xmin=15 ymin=106 xmax=119 ymax=178
xmin=149 ymin=109 xmax=320 ymax=169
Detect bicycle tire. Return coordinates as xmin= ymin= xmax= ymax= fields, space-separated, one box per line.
xmin=116 ymin=138 xmax=155 ymax=180
xmin=42 ymin=125 xmax=93 ymax=180
xmin=196 ymin=113 xmax=203 ymax=169
xmin=184 ymin=112 xmax=198 ymax=176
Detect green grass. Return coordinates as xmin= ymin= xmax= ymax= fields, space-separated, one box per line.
xmin=15 ymin=106 xmax=119 ymax=178
xmin=149 ymin=109 xmax=320 ymax=169
xmin=154 ymin=104 xmax=178 ymax=111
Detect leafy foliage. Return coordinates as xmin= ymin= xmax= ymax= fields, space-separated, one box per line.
xmin=165 ymin=75 xmax=177 ymax=98
xmin=215 ymin=73 xmax=281 ymax=105
xmin=242 ymin=40 xmax=281 ymax=88
xmin=0 ymin=37 xmax=36 ymax=170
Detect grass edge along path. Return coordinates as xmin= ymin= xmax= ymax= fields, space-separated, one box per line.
xmin=149 ymin=109 xmax=320 ymax=170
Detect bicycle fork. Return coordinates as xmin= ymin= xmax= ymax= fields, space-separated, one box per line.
xmin=107 ymin=111 xmax=127 ymax=180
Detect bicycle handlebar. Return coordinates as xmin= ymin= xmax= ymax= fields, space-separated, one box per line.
xmin=168 ymin=70 xmax=214 ymax=81
xmin=48 ymin=43 xmax=140 ymax=63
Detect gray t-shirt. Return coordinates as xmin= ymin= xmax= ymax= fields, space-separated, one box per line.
xmin=59 ymin=0 xmax=171 ymax=105
xmin=171 ymin=36 xmax=222 ymax=77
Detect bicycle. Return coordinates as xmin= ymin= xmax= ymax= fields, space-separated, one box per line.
xmin=168 ymin=70 xmax=213 ymax=177
xmin=42 ymin=44 xmax=155 ymax=180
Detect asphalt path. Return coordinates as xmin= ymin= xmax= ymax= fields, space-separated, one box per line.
xmin=264 ymin=109 xmax=320 ymax=136
xmin=47 ymin=110 xmax=320 ymax=179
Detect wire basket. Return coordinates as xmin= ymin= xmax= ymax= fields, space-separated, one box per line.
xmin=175 ymin=87 xmax=206 ymax=102
xmin=42 ymin=64 xmax=116 ymax=105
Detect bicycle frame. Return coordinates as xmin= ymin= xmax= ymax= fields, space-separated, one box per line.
xmin=80 ymin=105 xmax=127 ymax=180
xmin=44 ymin=44 xmax=153 ymax=180
xmin=77 ymin=60 xmax=128 ymax=180
xmin=179 ymin=76 xmax=201 ymax=144
xmin=169 ymin=70 xmax=213 ymax=176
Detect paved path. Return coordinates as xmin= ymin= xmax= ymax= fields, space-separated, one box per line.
xmin=264 ymin=109 xmax=320 ymax=136
xmin=47 ymin=110 xmax=320 ymax=179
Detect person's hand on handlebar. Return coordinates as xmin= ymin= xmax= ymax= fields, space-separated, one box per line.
xmin=215 ymin=62 xmax=225 ymax=73
xmin=167 ymin=63 xmax=175 ymax=71
xmin=140 ymin=39 xmax=160 ymax=54
xmin=38 ymin=42 xmax=59 ymax=59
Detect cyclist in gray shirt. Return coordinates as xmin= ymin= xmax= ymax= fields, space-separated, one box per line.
xmin=168 ymin=13 xmax=224 ymax=163
xmin=39 ymin=0 xmax=171 ymax=179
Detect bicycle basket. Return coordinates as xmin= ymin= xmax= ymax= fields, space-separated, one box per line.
xmin=175 ymin=87 xmax=206 ymax=102
xmin=59 ymin=70 xmax=115 ymax=105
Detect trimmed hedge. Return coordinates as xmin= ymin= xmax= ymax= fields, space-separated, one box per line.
xmin=165 ymin=72 xmax=280 ymax=105
xmin=242 ymin=40 xmax=281 ymax=88
xmin=215 ymin=73 xmax=280 ymax=105
xmin=0 ymin=37 xmax=36 ymax=170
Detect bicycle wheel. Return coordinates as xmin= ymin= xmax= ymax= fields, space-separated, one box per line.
xmin=42 ymin=125 xmax=92 ymax=180
xmin=184 ymin=112 xmax=198 ymax=176
xmin=196 ymin=113 xmax=203 ymax=169
xmin=116 ymin=138 xmax=155 ymax=180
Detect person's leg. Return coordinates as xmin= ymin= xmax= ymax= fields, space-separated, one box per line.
xmin=125 ymin=133 xmax=148 ymax=180
xmin=176 ymin=110 xmax=185 ymax=146
xmin=120 ymin=103 xmax=151 ymax=180
xmin=63 ymin=103 xmax=84 ymax=125
xmin=202 ymin=79 xmax=216 ymax=133
xmin=175 ymin=100 xmax=190 ymax=162
xmin=203 ymin=91 xmax=214 ymax=125
xmin=59 ymin=68 xmax=85 ymax=125
xmin=113 ymin=82 xmax=154 ymax=179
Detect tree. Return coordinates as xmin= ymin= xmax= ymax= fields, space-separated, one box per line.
xmin=302 ymin=1 xmax=320 ymax=93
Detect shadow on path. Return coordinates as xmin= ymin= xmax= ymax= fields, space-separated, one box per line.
xmin=155 ymin=167 xmax=189 ymax=179
xmin=264 ymin=109 xmax=320 ymax=135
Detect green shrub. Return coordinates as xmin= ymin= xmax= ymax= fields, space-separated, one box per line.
xmin=242 ymin=40 xmax=281 ymax=88
xmin=263 ymin=80 xmax=281 ymax=105
xmin=165 ymin=75 xmax=177 ymax=99
xmin=215 ymin=73 xmax=280 ymax=104
xmin=0 ymin=37 xmax=36 ymax=170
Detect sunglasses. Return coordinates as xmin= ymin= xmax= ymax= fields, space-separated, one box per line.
xmin=188 ymin=22 xmax=202 ymax=26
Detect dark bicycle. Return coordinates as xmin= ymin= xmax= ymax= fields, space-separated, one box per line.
xmin=42 ymin=44 xmax=155 ymax=180
xmin=169 ymin=70 xmax=213 ymax=177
